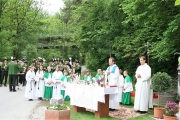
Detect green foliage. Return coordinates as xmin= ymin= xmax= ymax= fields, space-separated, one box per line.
xmin=175 ymin=0 xmax=180 ymax=6
xmin=48 ymin=104 xmax=68 ymax=111
xmin=151 ymin=72 xmax=172 ymax=92
xmin=0 ymin=0 xmax=180 ymax=78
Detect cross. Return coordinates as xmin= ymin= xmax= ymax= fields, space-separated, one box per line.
xmin=145 ymin=42 xmax=151 ymax=65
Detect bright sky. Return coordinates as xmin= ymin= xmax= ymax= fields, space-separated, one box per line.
xmin=37 ymin=0 xmax=65 ymax=14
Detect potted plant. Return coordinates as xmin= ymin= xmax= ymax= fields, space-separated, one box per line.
xmin=151 ymin=72 xmax=172 ymax=118
xmin=45 ymin=98 xmax=70 ymax=120
xmin=164 ymin=101 xmax=178 ymax=120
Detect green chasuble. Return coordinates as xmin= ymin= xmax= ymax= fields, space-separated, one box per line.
xmin=82 ymin=75 xmax=92 ymax=81
xmin=122 ymin=75 xmax=132 ymax=105
xmin=61 ymin=75 xmax=70 ymax=101
xmin=44 ymin=72 xmax=53 ymax=99
xmin=95 ymin=74 xmax=100 ymax=79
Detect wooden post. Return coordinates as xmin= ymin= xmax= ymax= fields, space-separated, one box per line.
xmin=72 ymin=106 xmax=86 ymax=112
xmin=145 ymin=42 xmax=151 ymax=65
xmin=95 ymin=94 xmax=109 ymax=118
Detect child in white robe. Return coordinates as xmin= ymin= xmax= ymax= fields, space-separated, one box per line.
xmin=24 ymin=66 xmax=36 ymax=101
xmin=44 ymin=66 xmax=53 ymax=100
xmin=35 ymin=65 xmax=45 ymax=100
xmin=52 ymin=66 xmax=63 ymax=98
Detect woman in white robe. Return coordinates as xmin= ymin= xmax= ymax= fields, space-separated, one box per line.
xmin=52 ymin=66 xmax=63 ymax=98
xmin=35 ymin=65 xmax=45 ymax=100
xmin=119 ymin=69 xmax=124 ymax=103
xmin=24 ymin=66 xmax=36 ymax=101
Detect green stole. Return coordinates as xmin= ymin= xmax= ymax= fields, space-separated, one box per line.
xmin=61 ymin=75 xmax=70 ymax=82
xmin=82 ymin=75 xmax=92 ymax=81
xmin=44 ymin=72 xmax=53 ymax=78
xmin=95 ymin=74 xmax=100 ymax=79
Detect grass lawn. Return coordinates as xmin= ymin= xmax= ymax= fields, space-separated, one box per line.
xmin=64 ymin=101 xmax=119 ymax=120
xmin=40 ymin=99 xmax=157 ymax=120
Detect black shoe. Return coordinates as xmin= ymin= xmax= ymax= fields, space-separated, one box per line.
xmin=109 ymin=108 xmax=115 ymax=111
xmin=39 ymin=97 xmax=42 ymax=100
xmin=13 ymin=90 xmax=16 ymax=92
xmin=10 ymin=90 xmax=12 ymax=92
xmin=28 ymin=99 xmax=33 ymax=101
xmin=138 ymin=111 xmax=147 ymax=114
xmin=4 ymin=84 xmax=7 ymax=87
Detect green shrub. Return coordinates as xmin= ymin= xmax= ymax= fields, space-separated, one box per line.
xmin=151 ymin=72 xmax=172 ymax=92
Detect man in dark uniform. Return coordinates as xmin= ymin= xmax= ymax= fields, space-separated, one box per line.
xmin=0 ymin=57 xmax=8 ymax=87
xmin=50 ymin=58 xmax=56 ymax=71
xmin=22 ymin=60 xmax=27 ymax=86
xmin=7 ymin=57 xmax=21 ymax=92
xmin=65 ymin=58 xmax=71 ymax=69
xmin=42 ymin=58 xmax=47 ymax=71
xmin=75 ymin=60 xmax=81 ymax=75
xmin=59 ymin=59 xmax=64 ymax=72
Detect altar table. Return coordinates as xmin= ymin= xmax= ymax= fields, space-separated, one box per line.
xmin=65 ymin=83 xmax=119 ymax=118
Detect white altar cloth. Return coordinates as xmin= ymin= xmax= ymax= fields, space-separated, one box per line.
xmin=65 ymin=83 xmax=119 ymax=111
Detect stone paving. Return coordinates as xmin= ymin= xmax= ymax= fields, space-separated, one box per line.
xmin=0 ymin=85 xmax=40 ymax=120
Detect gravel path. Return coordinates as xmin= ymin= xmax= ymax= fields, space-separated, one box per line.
xmin=0 ymin=85 xmax=40 ymax=120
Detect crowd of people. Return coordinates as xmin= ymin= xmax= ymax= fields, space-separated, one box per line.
xmin=0 ymin=57 xmax=81 ymax=100
xmin=0 ymin=56 xmax=152 ymax=113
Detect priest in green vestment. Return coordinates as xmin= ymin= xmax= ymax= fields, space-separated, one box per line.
xmin=44 ymin=66 xmax=53 ymax=100
xmin=61 ymin=69 xmax=70 ymax=101
xmin=122 ymin=70 xmax=133 ymax=105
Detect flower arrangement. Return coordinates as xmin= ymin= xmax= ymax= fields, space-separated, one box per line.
xmin=70 ymin=74 xmax=76 ymax=80
xmin=96 ymin=78 xmax=104 ymax=84
xmin=164 ymin=101 xmax=179 ymax=116
xmin=48 ymin=104 xmax=68 ymax=111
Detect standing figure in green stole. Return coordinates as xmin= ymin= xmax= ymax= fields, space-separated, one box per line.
xmin=122 ymin=70 xmax=133 ymax=105
xmin=61 ymin=69 xmax=70 ymax=101
xmin=44 ymin=66 xmax=53 ymax=100
xmin=94 ymin=69 xmax=104 ymax=84
xmin=82 ymin=69 xmax=92 ymax=83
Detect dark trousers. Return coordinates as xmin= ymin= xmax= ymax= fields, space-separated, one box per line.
xmin=22 ymin=74 xmax=26 ymax=86
xmin=9 ymin=75 xmax=17 ymax=91
xmin=0 ymin=71 xmax=8 ymax=85
xmin=17 ymin=75 xmax=22 ymax=85
xmin=17 ymin=74 xmax=25 ymax=86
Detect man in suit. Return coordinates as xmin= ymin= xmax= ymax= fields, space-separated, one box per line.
xmin=0 ymin=57 xmax=8 ymax=87
xmin=7 ymin=57 xmax=21 ymax=92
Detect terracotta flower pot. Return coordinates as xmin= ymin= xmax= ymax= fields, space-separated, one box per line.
xmin=45 ymin=107 xmax=70 ymax=120
xmin=164 ymin=115 xmax=177 ymax=120
xmin=154 ymin=107 xmax=164 ymax=119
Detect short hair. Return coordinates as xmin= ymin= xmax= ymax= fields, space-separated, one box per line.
xmin=119 ymin=69 xmax=123 ymax=75
xmin=47 ymin=66 xmax=51 ymax=69
xmin=139 ymin=56 xmax=146 ymax=61
xmin=109 ymin=57 xmax=116 ymax=63
xmin=28 ymin=66 xmax=32 ymax=69
xmin=56 ymin=65 xmax=60 ymax=69
xmin=124 ymin=70 xmax=128 ymax=74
